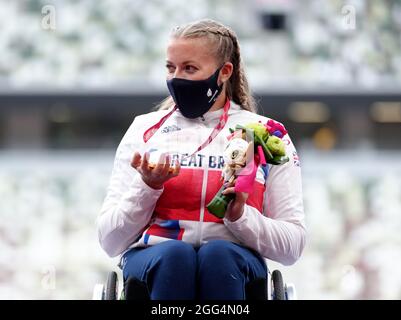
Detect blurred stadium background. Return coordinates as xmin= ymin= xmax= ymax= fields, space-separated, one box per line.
xmin=1 ymin=0 xmax=401 ymax=299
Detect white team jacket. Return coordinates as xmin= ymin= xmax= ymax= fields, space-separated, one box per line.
xmin=97 ymin=101 xmax=306 ymax=266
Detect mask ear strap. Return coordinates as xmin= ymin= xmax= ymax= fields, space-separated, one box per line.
xmin=218 ymin=63 xmax=226 ymax=75
xmin=217 ymin=62 xmax=230 ymax=86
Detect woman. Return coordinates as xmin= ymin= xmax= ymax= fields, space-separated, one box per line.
xmin=97 ymin=19 xmax=306 ymax=300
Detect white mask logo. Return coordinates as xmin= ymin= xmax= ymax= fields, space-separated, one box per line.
xmin=207 ymin=88 xmax=212 ymax=97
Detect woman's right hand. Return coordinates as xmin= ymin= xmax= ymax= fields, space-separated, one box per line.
xmin=130 ymin=151 xmax=180 ymax=190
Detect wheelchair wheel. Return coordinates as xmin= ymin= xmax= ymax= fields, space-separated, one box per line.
xmin=271 ymin=270 xmax=285 ymax=300
xmin=104 ymin=271 xmax=118 ymax=300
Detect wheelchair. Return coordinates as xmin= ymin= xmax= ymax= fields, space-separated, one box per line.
xmin=92 ymin=268 xmax=297 ymax=300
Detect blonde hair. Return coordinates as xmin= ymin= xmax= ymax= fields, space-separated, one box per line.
xmin=156 ymin=19 xmax=257 ymax=113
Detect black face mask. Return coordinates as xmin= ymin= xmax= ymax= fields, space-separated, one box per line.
xmin=166 ymin=66 xmax=224 ymax=119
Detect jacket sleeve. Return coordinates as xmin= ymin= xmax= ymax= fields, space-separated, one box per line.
xmin=96 ymin=117 xmax=164 ymax=257
xmin=223 ymin=133 xmax=306 ymax=265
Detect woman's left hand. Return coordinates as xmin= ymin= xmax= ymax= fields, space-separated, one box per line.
xmin=222 ymin=184 xmax=248 ymax=222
